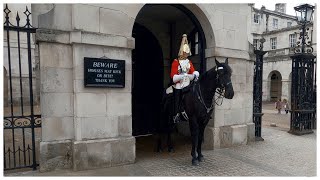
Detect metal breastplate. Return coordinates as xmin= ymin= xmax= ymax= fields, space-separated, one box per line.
xmin=178 ymin=59 xmax=190 ymax=74
xmin=176 ymin=59 xmax=191 ymax=89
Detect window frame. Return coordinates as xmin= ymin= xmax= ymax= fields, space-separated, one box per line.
xmin=273 ymin=18 xmax=278 ymax=29
xmin=254 ymin=13 xmax=260 ymax=24
xmin=188 ymin=29 xmax=200 ymax=56
xmin=289 ymin=34 xmax=296 ymax=48
xmin=253 ymin=39 xmax=259 ymax=49
xmin=270 ymin=37 xmax=277 ymax=50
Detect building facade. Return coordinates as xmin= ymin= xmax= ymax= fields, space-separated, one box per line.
xmin=6 ymin=3 xmax=316 ymax=172
xmin=249 ymin=3 xmax=317 ymax=102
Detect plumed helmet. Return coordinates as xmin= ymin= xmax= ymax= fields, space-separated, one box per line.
xmin=178 ymin=34 xmax=192 ymax=57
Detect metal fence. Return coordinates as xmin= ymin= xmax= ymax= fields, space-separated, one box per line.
xmin=3 ymin=4 xmax=41 ymax=171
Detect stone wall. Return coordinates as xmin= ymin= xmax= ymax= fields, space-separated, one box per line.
xmin=33 ymin=3 xmax=255 ymax=172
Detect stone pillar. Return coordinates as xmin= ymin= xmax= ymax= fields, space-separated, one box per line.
xmin=36 ymin=4 xmax=136 ymax=172
xmin=71 ymin=31 xmax=135 ymax=171
xmin=203 ymin=55 xmax=255 ymax=149
xmin=281 ymin=79 xmax=290 ymax=101
xmin=37 ymin=30 xmax=136 ymax=172
xmin=262 ymin=79 xmax=270 ymax=101
xmin=38 ymin=37 xmax=74 ymax=172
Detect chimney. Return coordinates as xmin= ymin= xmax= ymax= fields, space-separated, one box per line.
xmin=275 ymin=3 xmax=286 ymax=13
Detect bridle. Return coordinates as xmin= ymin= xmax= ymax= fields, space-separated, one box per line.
xmin=194 ymin=65 xmax=232 ymax=113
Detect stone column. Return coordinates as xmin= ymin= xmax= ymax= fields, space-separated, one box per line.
xmin=262 ymin=79 xmax=270 ymax=101
xmin=38 ymin=33 xmax=74 ymax=172
xmin=37 ymin=30 xmax=136 ymax=172
xmin=281 ymin=79 xmax=290 ymax=101
xmin=203 ymin=53 xmax=255 ymax=150
xmin=71 ymin=31 xmax=135 ymax=171
xmin=36 ymin=4 xmax=136 ymax=172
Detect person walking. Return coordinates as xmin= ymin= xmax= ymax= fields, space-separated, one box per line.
xmin=275 ymin=99 xmax=282 ymax=114
xmin=283 ymin=99 xmax=289 ymax=114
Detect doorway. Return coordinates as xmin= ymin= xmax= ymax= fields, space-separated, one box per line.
xmin=269 ymin=71 xmax=282 ymax=101
xmin=132 ymin=23 xmax=164 ymax=136
xmin=132 ymin=4 xmax=207 ymax=137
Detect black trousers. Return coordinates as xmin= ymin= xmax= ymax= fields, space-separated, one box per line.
xmin=173 ymin=88 xmax=182 ymax=116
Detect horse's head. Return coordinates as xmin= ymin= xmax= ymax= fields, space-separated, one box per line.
xmin=215 ymin=58 xmax=234 ymax=99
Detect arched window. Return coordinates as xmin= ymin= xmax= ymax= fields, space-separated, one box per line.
xmin=271 ymin=73 xmax=278 ymax=80
xmin=188 ymin=29 xmax=199 ymax=55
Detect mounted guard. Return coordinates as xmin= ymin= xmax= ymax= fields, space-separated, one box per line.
xmin=170 ymin=34 xmax=199 ymax=123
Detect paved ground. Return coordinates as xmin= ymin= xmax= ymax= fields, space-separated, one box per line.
xmin=3 ymin=102 xmax=317 ymax=176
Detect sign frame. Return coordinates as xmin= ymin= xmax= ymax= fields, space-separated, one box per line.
xmin=84 ymin=57 xmax=125 ymax=88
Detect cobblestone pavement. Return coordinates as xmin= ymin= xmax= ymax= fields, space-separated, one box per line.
xmin=4 ymin=102 xmax=317 ymax=176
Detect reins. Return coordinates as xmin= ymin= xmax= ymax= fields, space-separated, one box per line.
xmin=194 ymin=67 xmax=226 ymax=114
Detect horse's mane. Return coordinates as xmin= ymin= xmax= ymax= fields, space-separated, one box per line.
xmin=198 ymin=67 xmax=216 ymax=82
xmin=198 ymin=63 xmax=233 ymax=82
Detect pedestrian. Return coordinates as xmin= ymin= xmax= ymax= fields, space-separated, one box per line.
xmin=283 ymin=99 xmax=289 ymax=114
xmin=275 ymin=99 xmax=282 ymax=114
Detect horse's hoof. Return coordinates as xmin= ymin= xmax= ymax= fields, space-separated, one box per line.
xmin=168 ymin=147 xmax=175 ymax=153
xmin=155 ymin=148 xmax=163 ymax=153
xmin=198 ymin=156 xmax=204 ymax=162
xmin=192 ymin=159 xmax=200 ymax=166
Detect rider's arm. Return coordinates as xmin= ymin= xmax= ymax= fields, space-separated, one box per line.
xmin=171 ymin=59 xmax=184 ymax=83
xmin=188 ymin=60 xmax=199 ymax=80
xmin=170 ymin=59 xmax=179 ymax=79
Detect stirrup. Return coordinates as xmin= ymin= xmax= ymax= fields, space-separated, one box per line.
xmin=181 ymin=111 xmax=189 ymax=121
xmin=173 ymin=113 xmax=181 ymax=123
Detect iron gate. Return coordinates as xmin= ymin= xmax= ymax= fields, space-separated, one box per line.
xmin=3 ymin=4 xmax=41 ymax=171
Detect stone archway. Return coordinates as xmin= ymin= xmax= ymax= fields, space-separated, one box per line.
xmin=131 ymin=4 xmax=216 ymax=148
xmin=268 ymin=71 xmax=283 ymax=101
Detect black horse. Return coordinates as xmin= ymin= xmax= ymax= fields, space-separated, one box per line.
xmin=156 ymin=57 xmax=234 ymax=165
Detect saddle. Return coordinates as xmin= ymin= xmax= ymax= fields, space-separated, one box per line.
xmin=164 ymin=82 xmax=196 ymax=123
xmin=165 ymin=81 xmax=194 ymax=95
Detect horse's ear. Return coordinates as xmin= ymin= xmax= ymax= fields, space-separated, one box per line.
xmin=215 ymin=58 xmax=220 ymax=66
xmin=225 ymin=58 xmax=229 ymax=64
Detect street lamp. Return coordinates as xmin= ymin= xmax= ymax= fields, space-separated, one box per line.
xmin=294 ymin=4 xmax=315 ymax=54
xmin=289 ymin=4 xmax=316 ymax=135
xmin=294 ymin=4 xmax=315 ymax=24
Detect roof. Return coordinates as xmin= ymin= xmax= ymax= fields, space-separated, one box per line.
xmin=252 ymin=6 xmax=297 ymax=20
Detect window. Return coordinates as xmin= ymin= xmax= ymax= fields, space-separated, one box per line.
xmin=188 ymin=29 xmax=199 ymax=55
xmin=194 ymin=32 xmax=199 ymax=55
xmin=254 ymin=14 xmax=260 ymax=24
xmin=273 ymin=18 xmax=278 ymax=29
xmin=287 ymin=22 xmax=292 ymax=27
xmin=270 ymin=37 xmax=277 ymax=49
xmin=289 ymin=34 xmax=296 ymax=47
xmin=253 ymin=39 xmax=259 ymax=49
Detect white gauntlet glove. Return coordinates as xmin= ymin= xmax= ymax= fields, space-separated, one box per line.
xmin=187 ymin=74 xmax=195 ymax=81
xmin=193 ymin=71 xmax=199 ymax=81
xmin=173 ymin=74 xmax=185 ymax=83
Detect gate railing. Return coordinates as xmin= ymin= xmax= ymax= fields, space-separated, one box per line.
xmin=3 ymin=4 xmax=41 ymax=171
xmin=253 ymin=38 xmax=267 ymax=141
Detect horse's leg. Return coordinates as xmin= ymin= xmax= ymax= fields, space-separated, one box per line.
xmin=197 ymin=125 xmax=206 ymax=162
xmin=189 ymin=116 xmax=199 ymax=166
xmin=156 ymin=133 xmax=163 ymax=152
xmin=167 ymin=131 xmax=175 ymax=152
